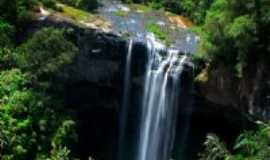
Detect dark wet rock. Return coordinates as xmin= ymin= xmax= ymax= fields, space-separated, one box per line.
xmin=196 ymin=63 xmax=270 ymax=121
xmin=60 ymin=31 xmax=125 ymax=86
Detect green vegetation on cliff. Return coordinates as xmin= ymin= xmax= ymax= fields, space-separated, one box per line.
xmin=0 ymin=26 xmax=78 ymax=159
xmin=58 ymin=0 xmax=98 ymax=11
xmin=0 ymin=1 xmax=80 ymax=159
xmin=0 ymin=21 xmax=15 ymax=48
xmin=193 ymin=0 xmax=270 ymax=77
xmin=0 ymin=69 xmax=77 ymax=160
xmin=146 ymin=22 xmax=168 ymax=43
xmin=18 ymin=27 xmax=78 ymax=76
xmin=200 ymin=122 xmax=270 ymax=160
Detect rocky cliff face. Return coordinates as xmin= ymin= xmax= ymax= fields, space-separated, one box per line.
xmin=27 ymin=13 xmax=259 ymax=125
xmin=23 ymin=18 xmax=127 ymax=159
xmin=27 ymin=16 xmax=125 ymax=108
xmin=27 ymin=14 xmax=246 ymax=123
xmin=196 ymin=62 xmax=270 ymax=121
xmin=61 ymin=29 xmax=125 ymax=112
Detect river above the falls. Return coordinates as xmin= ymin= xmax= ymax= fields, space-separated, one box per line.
xmin=98 ymin=0 xmax=199 ymax=54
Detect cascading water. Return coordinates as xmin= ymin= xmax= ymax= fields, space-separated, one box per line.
xmin=119 ymin=39 xmax=133 ymax=160
xmin=137 ymin=34 xmax=188 ymax=160
xmin=121 ymin=39 xmax=133 ymax=120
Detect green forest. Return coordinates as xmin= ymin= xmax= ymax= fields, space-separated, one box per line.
xmin=0 ymin=0 xmax=270 ymax=160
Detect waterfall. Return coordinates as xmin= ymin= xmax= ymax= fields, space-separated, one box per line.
xmin=122 ymin=39 xmax=133 ymax=113
xmin=119 ymin=34 xmax=190 ymax=160
xmin=137 ymin=34 xmax=187 ymax=160
xmin=119 ymin=39 xmax=133 ymax=160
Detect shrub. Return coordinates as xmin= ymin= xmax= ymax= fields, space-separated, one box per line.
xmin=120 ymin=0 xmax=214 ymax=24
xmin=0 ymin=0 xmax=17 ymax=24
xmin=0 ymin=69 xmax=76 ymax=160
xmin=148 ymin=0 xmax=165 ymax=9
xmin=16 ymin=0 xmax=38 ymax=29
xmin=37 ymin=147 xmax=71 ymax=160
xmin=146 ymin=22 xmax=168 ymax=43
xmin=58 ymin=0 xmax=79 ymax=6
xmin=113 ymin=10 xmax=129 ymax=17
xmin=52 ymin=120 xmax=77 ymax=150
xmin=59 ymin=0 xmax=99 ymax=11
xmin=78 ymin=0 xmax=98 ymax=11
xmin=192 ymin=0 xmax=270 ymax=77
xmin=41 ymin=0 xmax=57 ymax=9
xmin=199 ymin=122 xmax=270 ymax=160
xmin=199 ymin=134 xmax=230 ymax=160
xmin=0 ymin=20 xmax=15 ymax=48
xmin=0 ymin=69 xmax=36 ymax=160
xmin=17 ymin=27 xmax=78 ymax=76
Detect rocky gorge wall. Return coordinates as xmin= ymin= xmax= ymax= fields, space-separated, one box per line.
xmin=196 ymin=62 xmax=270 ymax=121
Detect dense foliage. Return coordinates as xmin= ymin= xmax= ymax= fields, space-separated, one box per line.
xmin=200 ymin=122 xmax=270 ymax=160
xmin=0 ymin=1 xmax=79 ymax=159
xmin=0 ymin=38 xmax=78 ymax=160
xmin=17 ymin=27 xmax=78 ymax=76
xmin=194 ymin=0 xmax=270 ymax=77
xmin=146 ymin=22 xmax=168 ymax=43
xmin=0 ymin=69 xmax=77 ymax=160
xmin=0 ymin=0 xmax=17 ymax=24
xmin=121 ymin=0 xmax=214 ymax=24
xmin=0 ymin=21 xmax=15 ymax=48
xmin=0 ymin=46 xmax=76 ymax=160
xmin=58 ymin=0 xmax=98 ymax=11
